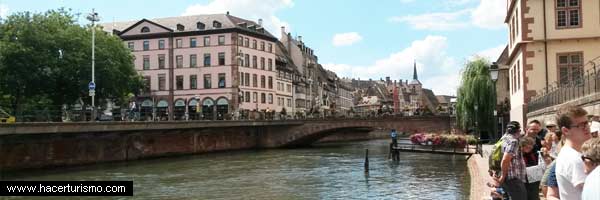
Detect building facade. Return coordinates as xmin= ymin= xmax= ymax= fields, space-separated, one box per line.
xmin=504 ymin=0 xmax=600 ymax=125
xmin=103 ymin=14 xmax=279 ymax=120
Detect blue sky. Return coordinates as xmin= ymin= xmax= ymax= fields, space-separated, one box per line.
xmin=0 ymin=0 xmax=507 ymax=95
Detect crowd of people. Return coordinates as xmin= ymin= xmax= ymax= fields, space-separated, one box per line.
xmin=487 ymin=105 xmax=600 ymax=200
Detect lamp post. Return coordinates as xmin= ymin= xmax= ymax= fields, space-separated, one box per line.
xmin=490 ymin=62 xmax=499 ymax=140
xmin=86 ymin=9 xmax=100 ymax=121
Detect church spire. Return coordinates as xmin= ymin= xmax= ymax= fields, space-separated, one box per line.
xmin=413 ymin=60 xmax=418 ymax=80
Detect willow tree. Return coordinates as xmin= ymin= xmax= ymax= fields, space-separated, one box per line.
xmin=456 ymin=58 xmax=496 ymax=139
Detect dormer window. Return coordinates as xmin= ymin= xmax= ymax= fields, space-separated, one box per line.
xmin=141 ymin=26 xmax=150 ymax=33
xmin=248 ymin=25 xmax=256 ymax=31
xmin=213 ymin=21 xmax=222 ymax=28
xmin=237 ymin=22 xmax=247 ymax=27
xmin=177 ymin=24 xmax=184 ymax=31
xmin=196 ymin=22 xmax=205 ymax=30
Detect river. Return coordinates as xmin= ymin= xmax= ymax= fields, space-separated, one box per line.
xmin=4 ymin=139 xmax=470 ymax=199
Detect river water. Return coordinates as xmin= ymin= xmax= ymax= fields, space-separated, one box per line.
xmin=5 ymin=139 xmax=470 ymax=199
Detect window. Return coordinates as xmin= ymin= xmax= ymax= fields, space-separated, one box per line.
xmin=218 ymin=73 xmax=226 ymax=88
xmin=204 ymin=36 xmax=210 ymax=46
xmin=245 ymin=91 xmax=251 ymax=102
xmin=176 ymin=75 xmax=184 ymax=90
xmin=176 ymin=55 xmax=183 ymax=68
xmin=190 ymin=75 xmax=197 ymax=89
xmin=218 ymin=35 xmax=225 ymax=45
xmin=177 ymin=24 xmax=184 ymax=31
xmin=158 ymin=74 xmax=166 ymax=91
xmin=190 ymin=38 xmax=197 ymax=47
xmin=158 ymin=54 xmax=165 ymax=69
xmin=261 ymin=75 xmax=266 ymax=88
xmin=240 ymin=72 xmax=244 ymax=86
xmin=268 ymin=76 xmax=273 ymax=89
xmin=238 ymin=36 xmax=243 ymax=45
xmin=558 ymin=52 xmax=583 ymax=85
xmin=260 ymin=57 xmax=265 ymax=70
xmin=143 ymin=76 xmax=151 ymax=93
xmin=213 ymin=21 xmax=222 ymax=28
xmin=176 ymin=39 xmax=182 ymax=48
xmin=556 ymin=0 xmax=581 ymax=28
xmin=197 ymin=22 xmax=205 ymax=30
xmin=143 ymin=41 xmax=149 ymax=51
xmin=253 ymin=56 xmax=257 ymax=68
xmin=128 ymin=42 xmax=134 ymax=50
xmin=287 ymin=99 xmax=291 ymax=107
xmin=204 ymin=74 xmax=212 ymax=89
xmin=268 ymin=94 xmax=273 ymax=104
xmin=190 ymin=54 xmax=197 ymax=68
xmin=287 ymin=84 xmax=291 ymax=93
xmin=245 ymin=54 xmax=250 ymax=67
xmin=244 ymin=38 xmax=249 ymax=47
xmin=253 ymin=92 xmax=258 ymax=103
xmin=204 ymin=53 xmax=211 ymax=67
xmin=252 ymin=40 xmax=257 ymax=49
xmin=268 ymin=43 xmax=272 ymax=53
xmin=141 ymin=27 xmax=150 ymax=33
xmin=245 ymin=73 xmax=250 ymax=86
xmin=158 ymin=40 xmax=165 ymax=50
xmin=143 ymin=56 xmax=150 ymax=70
xmin=268 ymin=59 xmax=273 ymax=71
xmin=253 ymin=74 xmax=258 ymax=87
xmin=261 ymin=93 xmax=266 ymax=103
xmin=218 ymin=52 xmax=225 ymax=65
xmin=260 ymin=41 xmax=265 ymax=51
xmin=517 ymin=61 xmax=520 ymax=90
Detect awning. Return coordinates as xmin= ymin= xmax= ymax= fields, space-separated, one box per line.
xmin=216 ymin=98 xmax=229 ymax=106
xmin=157 ymin=100 xmax=168 ymax=108
xmin=203 ymin=99 xmax=214 ymax=106
xmin=189 ymin=99 xmax=198 ymax=106
xmin=141 ymin=99 xmax=153 ymax=107
xmin=174 ymin=99 xmax=186 ymax=107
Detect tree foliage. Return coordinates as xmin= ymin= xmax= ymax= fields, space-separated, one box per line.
xmin=456 ymin=58 xmax=496 ymax=139
xmin=0 ymin=9 xmax=143 ymax=119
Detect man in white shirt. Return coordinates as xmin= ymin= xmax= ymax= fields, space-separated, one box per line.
xmin=581 ymin=138 xmax=600 ymax=200
xmin=553 ymin=106 xmax=592 ymax=200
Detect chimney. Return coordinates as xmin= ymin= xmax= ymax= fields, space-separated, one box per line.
xmin=386 ymin=77 xmax=390 ymax=85
xmin=394 ymin=80 xmax=397 ymax=86
xmin=399 ymin=79 xmax=403 ymax=86
xmin=226 ymin=11 xmax=230 ymax=15
xmin=258 ymin=19 xmax=263 ymax=26
xmin=298 ymin=36 xmax=302 ymax=42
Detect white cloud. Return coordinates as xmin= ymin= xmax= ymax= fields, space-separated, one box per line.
xmin=182 ymin=0 xmax=293 ymax=37
xmin=471 ymin=0 xmax=506 ymax=29
xmin=389 ymin=9 xmax=471 ymax=31
xmin=472 ymin=44 xmax=506 ymax=62
xmin=0 ymin=4 xmax=9 ymax=20
xmin=332 ymin=32 xmax=362 ymax=46
xmin=323 ymin=35 xmax=460 ymax=95
xmin=390 ymin=0 xmax=507 ymax=30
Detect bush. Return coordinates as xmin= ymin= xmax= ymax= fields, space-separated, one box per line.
xmin=409 ymin=133 xmax=472 ymax=148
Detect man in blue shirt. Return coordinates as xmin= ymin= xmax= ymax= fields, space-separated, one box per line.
xmin=391 ymin=129 xmax=398 ymax=147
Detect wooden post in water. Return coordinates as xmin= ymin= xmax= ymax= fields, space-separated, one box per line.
xmin=364 ymin=149 xmax=369 ymax=173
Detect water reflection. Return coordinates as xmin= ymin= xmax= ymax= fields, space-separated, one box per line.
xmin=4 ymin=139 xmax=470 ymax=200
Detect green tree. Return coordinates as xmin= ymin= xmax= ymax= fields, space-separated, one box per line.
xmin=0 ymin=9 xmax=143 ymax=121
xmin=456 ymin=57 xmax=496 ymax=139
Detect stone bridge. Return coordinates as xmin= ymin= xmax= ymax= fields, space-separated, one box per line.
xmin=0 ymin=116 xmax=454 ymax=171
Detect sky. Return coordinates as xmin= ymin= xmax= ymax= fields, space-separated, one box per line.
xmin=0 ymin=0 xmax=508 ymax=96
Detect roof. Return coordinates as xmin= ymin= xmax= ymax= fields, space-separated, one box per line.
xmin=496 ymin=45 xmax=509 ymax=66
xmin=422 ymin=89 xmax=439 ymax=106
xmin=100 ymin=13 xmax=275 ymax=39
xmin=274 ymin=41 xmax=300 ymax=74
xmin=436 ymin=95 xmax=455 ymax=104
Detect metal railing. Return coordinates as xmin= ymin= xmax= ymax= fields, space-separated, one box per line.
xmin=528 ymin=57 xmax=600 ymax=113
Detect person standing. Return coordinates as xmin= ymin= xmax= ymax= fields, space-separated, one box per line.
xmin=581 ymin=138 xmax=600 ymax=200
xmin=494 ymin=121 xmax=528 ymax=200
xmin=554 ymin=106 xmax=592 ymax=200
xmin=391 ymin=129 xmax=398 ymax=147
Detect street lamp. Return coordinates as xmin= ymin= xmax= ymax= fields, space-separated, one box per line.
xmin=490 ymin=62 xmax=499 ymax=140
xmin=86 ymin=9 xmax=100 ymax=121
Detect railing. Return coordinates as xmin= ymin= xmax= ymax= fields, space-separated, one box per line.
xmin=528 ymin=56 xmax=600 ymax=113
